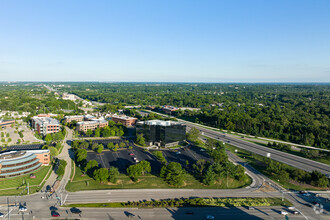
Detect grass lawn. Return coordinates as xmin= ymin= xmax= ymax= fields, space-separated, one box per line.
xmin=0 ymin=165 xmax=52 ymax=196
xmin=66 ymin=163 xmax=251 ymax=192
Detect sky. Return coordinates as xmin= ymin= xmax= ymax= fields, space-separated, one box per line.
xmin=0 ymin=0 xmax=329 ymax=82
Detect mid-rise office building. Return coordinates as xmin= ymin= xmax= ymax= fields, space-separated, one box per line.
xmin=64 ymin=115 xmax=84 ymax=123
xmin=136 ymin=120 xmax=186 ymax=147
xmin=162 ymin=105 xmax=178 ymax=114
xmin=111 ymin=115 xmax=137 ymax=126
xmin=76 ymin=119 xmax=108 ymax=133
xmin=0 ymin=149 xmax=50 ymax=178
xmin=31 ymin=117 xmax=60 ymax=136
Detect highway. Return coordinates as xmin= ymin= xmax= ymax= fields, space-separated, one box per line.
xmin=184 ymin=122 xmax=330 ymax=176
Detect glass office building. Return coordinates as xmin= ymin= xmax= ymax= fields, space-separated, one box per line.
xmin=136 ymin=120 xmax=186 ymax=147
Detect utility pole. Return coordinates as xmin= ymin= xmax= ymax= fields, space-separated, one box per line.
xmin=27 ymin=182 xmax=29 ymax=195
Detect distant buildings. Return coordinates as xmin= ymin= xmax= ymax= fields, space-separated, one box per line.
xmin=0 ymin=119 xmax=15 ymax=128
xmin=162 ymin=105 xmax=178 ymax=114
xmin=0 ymin=149 xmax=50 ymax=178
xmin=136 ymin=120 xmax=186 ymax=147
xmin=0 ymin=110 xmax=30 ymax=119
xmin=111 ymin=115 xmax=137 ymax=126
xmin=31 ymin=116 xmax=60 ymax=136
xmin=76 ymin=119 xmax=108 ymax=133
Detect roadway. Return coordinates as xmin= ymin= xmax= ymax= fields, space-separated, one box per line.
xmin=186 ymin=123 xmax=330 ymax=176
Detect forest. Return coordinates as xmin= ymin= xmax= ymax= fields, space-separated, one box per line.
xmin=57 ymin=83 xmax=329 ymax=149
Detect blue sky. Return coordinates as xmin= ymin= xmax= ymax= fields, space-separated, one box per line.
xmin=0 ymin=0 xmax=329 ymax=82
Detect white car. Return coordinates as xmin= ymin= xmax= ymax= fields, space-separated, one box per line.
xmin=176 ymin=151 xmax=181 ymax=155
xmin=0 ymin=212 xmax=4 ymax=217
xmin=281 ymin=211 xmax=288 ymax=215
xmin=200 ymin=149 xmax=205 ymax=152
xmin=288 ymin=207 xmax=295 ymax=210
xmin=19 ymin=207 xmax=27 ymax=212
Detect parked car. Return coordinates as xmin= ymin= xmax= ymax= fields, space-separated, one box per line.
xmin=304 ymin=203 xmax=313 ymax=207
xmin=288 ymin=207 xmax=295 ymax=210
xmin=176 ymin=151 xmax=181 ymax=155
xmin=185 ymin=211 xmax=194 ymax=214
xmin=292 ymin=211 xmax=299 ymax=215
xmin=19 ymin=207 xmax=27 ymax=212
xmin=70 ymin=207 xmax=82 ymax=214
xmin=281 ymin=211 xmax=288 ymax=215
xmin=129 ymin=153 xmax=134 ymax=156
xmin=206 ymin=215 xmax=215 ymax=219
xmin=248 ymin=207 xmax=255 ymax=210
xmin=200 ymin=149 xmax=205 ymax=152
xmin=51 ymin=211 xmax=60 ymax=217
xmin=0 ymin=212 xmax=4 ymax=217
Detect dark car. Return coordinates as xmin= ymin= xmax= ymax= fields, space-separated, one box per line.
xmin=304 ymin=203 xmax=313 ymax=207
xmin=51 ymin=211 xmax=60 ymax=217
xmin=186 ymin=211 xmax=194 ymax=214
xmin=70 ymin=207 xmax=82 ymax=214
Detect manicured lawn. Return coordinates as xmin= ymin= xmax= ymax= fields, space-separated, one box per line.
xmin=66 ymin=163 xmax=252 ymax=192
xmin=0 ymin=165 xmax=52 ymax=196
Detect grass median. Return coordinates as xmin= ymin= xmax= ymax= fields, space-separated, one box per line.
xmin=64 ymin=197 xmax=292 ymax=208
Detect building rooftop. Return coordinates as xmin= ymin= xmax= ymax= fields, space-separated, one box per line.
xmin=139 ymin=120 xmax=179 ymax=126
xmin=64 ymin=115 xmax=84 ymax=119
xmin=33 ymin=117 xmax=59 ymax=125
xmin=111 ymin=115 xmax=137 ymax=120
xmin=77 ymin=119 xmax=107 ymax=125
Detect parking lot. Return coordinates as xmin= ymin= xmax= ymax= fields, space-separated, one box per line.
xmin=86 ymin=144 xmax=212 ymax=174
xmin=87 ymin=145 xmax=162 ymax=174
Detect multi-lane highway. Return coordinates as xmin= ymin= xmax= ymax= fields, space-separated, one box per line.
xmin=183 ymin=121 xmax=330 ymax=176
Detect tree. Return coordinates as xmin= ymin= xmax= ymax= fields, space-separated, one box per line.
xmin=52 ymin=132 xmax=64 ymax=142
xmin=235 ymin=165 xmax=246 ymax=181
xmin=202 ymin=167 xmax=216 ymax=185
xmin=193 ymin=159 xmax=208 ymax=176
xmin=136 ymin=133 xmax=145 ymax=146
xmin=186 ymin=127 xmax=200 ymax=142
xmin=48 ymin=146 xmax=59 ymax=157
xmin=45 ymin=134 xmax=53 ymax=143
xmin=93 ymin=168 xmax=109 ymax=182
xmin=311 ymin=170 xmax=329 ymax=187
xmin=160 ymin=162 xmax=186 ymax=187
xmin=94 ymin=128 xmax=101 ymax=137
xmin=79 ymin=142 xmax=89 ymax=149
xmin=119 ymin=142 xmax=126 ymax=148
xmin=102 ymin=126 xmax=111 ymax=137
xmin=92 ymin=143 xmax=99 ymax=151
xmin=97 ymin=145 xmax=104 ymax=154
xmin=211 ymin=150 xmax=228 ymax=164
xmin=107 ymin=142 xmax=115 ymax=150
xmin=113 ymin=144 xmax=119 ymax=152
xmin=127 ymin=164 xmax=143 ymax=182
xmin=76 ymin=149 xmax=87 ymax=162
xmin=86 ymin=129 xmax=93 ymax=137
xmin=139 ymin=160 xmax=151 ymax=175
xmin=84 ymin=160 xmax=99 ymax=174
xmin=109 ymin=166 xmax=119 ymax=183
xmin=72 ymin=140 xmax=80 ymax=149
xmin=56 ymin=164 xmax=65 ymax=176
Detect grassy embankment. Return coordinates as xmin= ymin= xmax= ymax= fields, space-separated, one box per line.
xmin=225 ymin=144 xmax=329 ymax=191
xmin=0 ymin=165 xmax=52 ymax=196
xmin=66 ymin=161 xmax=251 ymax=192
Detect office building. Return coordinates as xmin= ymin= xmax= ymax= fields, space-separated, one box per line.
xmin=0 ymin=149 xmax=50 ymax=178
xmin=31 ymin=117 xmax=60 ymax=136
xmin=136 ymin=120 xmax=186 ymax=147
xmin=0 ymin=119 xmax=15 ymax=128
xmin=76 ymin=119 xmax=108 ymax=133
xmin=64 ymin=115 xmax=84 ymax=123
xmin=111 ymin=115 xmax=137 ymax=126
